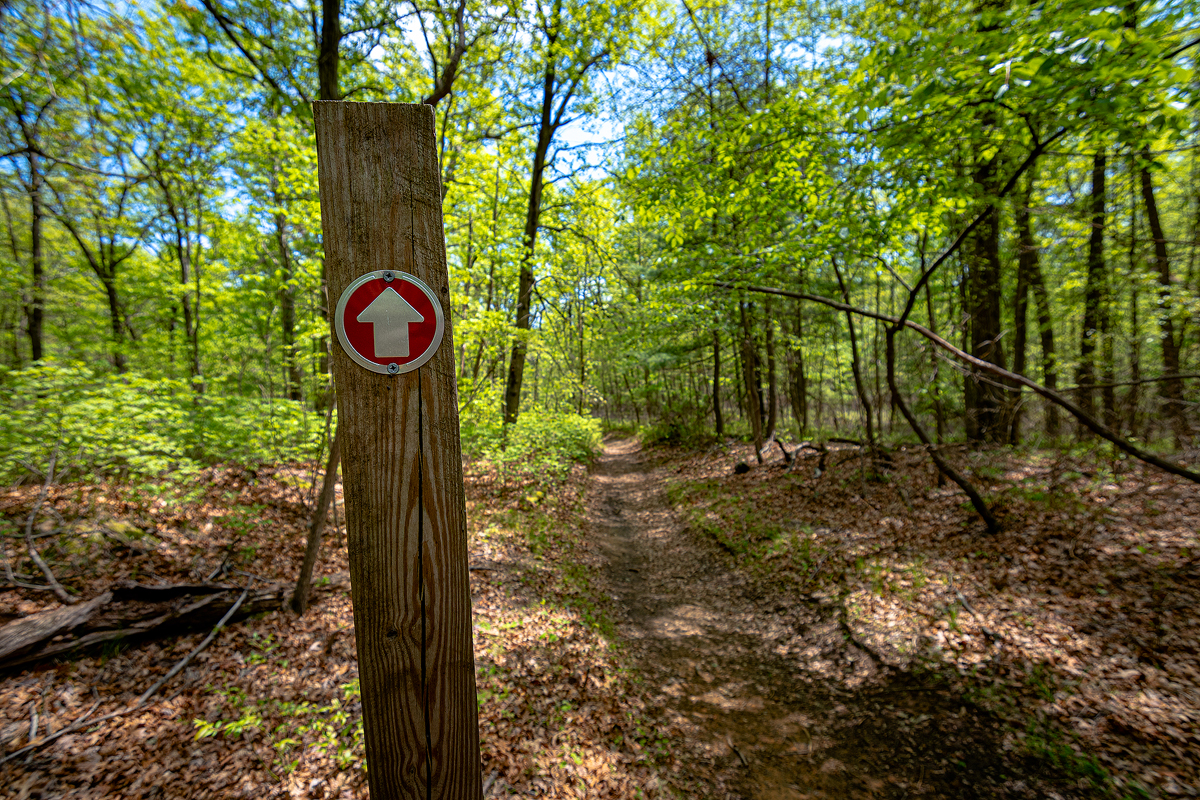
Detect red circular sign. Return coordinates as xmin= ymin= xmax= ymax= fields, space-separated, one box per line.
xmin=334 ymin=271 xmax=445 ymax=374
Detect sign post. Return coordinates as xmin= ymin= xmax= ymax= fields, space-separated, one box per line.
xmin=314 ymin=101 xmax=482 ymax=800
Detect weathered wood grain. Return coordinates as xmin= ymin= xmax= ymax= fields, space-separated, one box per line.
xmin=314 ymin=101 xmax=481 ymax=800
xmin=0 ymin=591 xmax=111 ymax=663
xmin=0 ymin=577 xmax=353 ymax=672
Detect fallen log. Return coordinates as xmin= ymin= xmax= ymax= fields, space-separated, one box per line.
xmin=0 ymin=573 xmax=351 ymax=673
xmin=0 ymin=591 xmax=112 ymax=663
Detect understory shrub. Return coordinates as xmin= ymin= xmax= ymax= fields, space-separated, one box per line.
xmin=470 ymin=408 xmax=600 ymax=483
xmin=0 ymin=363 xmax=325 ymax=482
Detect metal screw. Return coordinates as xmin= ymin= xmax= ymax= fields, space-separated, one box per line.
xmin=387 ymin=363 xmax=400 ymax=374
xmin=382 ymin=270 xmax=395 ymax=282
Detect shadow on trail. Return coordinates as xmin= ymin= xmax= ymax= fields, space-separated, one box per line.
xmin=589 ymin=439 xmax=1085 ymax=800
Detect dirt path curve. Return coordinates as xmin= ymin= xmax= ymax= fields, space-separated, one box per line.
xmin=587 ymin=439 xmax=1034 ymax=800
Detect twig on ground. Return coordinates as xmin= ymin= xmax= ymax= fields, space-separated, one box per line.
xmin=800 ymin=550 xmax=836 ymax=591
xmin=0 ymin=582 xmax=253 ymax=766
xmin=27 ymin=699 xmax=38 ymax=748
xmin=954 ymin=590 xmax=1000 ymax=643
xmin=854 ymin=494 xmax=881 ymax=513
xmin=205 ymin=556 xmax=229 ymax=583
xmin=23 ymin=448 xmax=75 ymax=605
xmin=0 ymin=699 xmax=103 ymax=766
xmin=838 ymin=602 xmax=888 ymax=668
xmin=727 ymin=734 xmax=749 ymax=768
xmin=136 ymin=582 xmax=251 ymax=706
xmin=482 ymin=771 xmax=499 ymax=796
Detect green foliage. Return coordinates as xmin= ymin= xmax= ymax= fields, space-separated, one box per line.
xmin=0 ymin=363 xmax=325 ymax=482
xmin=273 ymin=679 xmax=365 ymax=773
xmin=1023 ymin=718 xmax=1115 ymax=793
xmin=194 ymin=678 xmax=366 ymax=775
xmin=639 ymin=417 xmax=710 ymax=447
xmin=470 ymin=409 xmax=601 ymax=483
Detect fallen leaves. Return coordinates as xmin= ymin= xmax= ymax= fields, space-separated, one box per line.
xmin=655 ymin=439 xmax=1200 ymax=798
xmin=1 ymin=459 xmax=686 ymax=798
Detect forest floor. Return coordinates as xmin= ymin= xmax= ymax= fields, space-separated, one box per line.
xmin=0 ymin=435 xmax=1197 ymax=798
xmin=625 ymin=436 xmax=1199 ymax=800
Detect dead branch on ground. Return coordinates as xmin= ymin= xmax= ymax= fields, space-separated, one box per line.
xmin=21 ymin=448 xmax=76 ymax=604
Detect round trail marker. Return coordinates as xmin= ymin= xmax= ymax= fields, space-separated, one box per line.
xmin=334 ymin=270 xmax=444 ymax=374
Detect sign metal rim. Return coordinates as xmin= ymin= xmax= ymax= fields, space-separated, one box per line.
xmin=334 ymin=270 xmax=445 ymax=375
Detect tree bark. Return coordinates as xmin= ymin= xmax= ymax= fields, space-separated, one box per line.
xmin=1077 ymin=150 xmax=1107 ymax=427
xmin=1139 ymin=157 xmax=1192 ymax=448
xmin=318 ymin=0 xmax=340 ymax=101
xmin=712 ymin=329 xmax=724 ymax=438
xmin=832 ymin=258 xmax=876 ymax=452
xmin=740 ymin=302 xmax=764 ymax=462
xmin=503 ymin=62 xmax=556 ymax=426
xmin=787 ymin=301 xmax=808 ymax=434
xmin=963 ymin=197 xmax=1008 ymax=442
xmin=27 ymin=150 xmax=44 ymax=363
xmin=764 ymin=305 xmax=778 ymax=441
xmin=291 ymin=432 xmax=340 ymax=615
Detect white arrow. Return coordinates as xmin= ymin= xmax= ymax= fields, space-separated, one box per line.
xmin=357 ymin=286 xmax=425 ymax=358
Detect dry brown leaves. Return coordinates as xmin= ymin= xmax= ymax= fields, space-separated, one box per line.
xmin=1 ymin=460 xmax=683 ymax=799
xmin=655 ymin=440 xmax=1199 ymax=798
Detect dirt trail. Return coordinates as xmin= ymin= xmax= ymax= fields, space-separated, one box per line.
xmin=588 ymin=439 xmax=1053 ymax=800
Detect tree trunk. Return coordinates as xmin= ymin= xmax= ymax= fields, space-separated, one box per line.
xmin=764 ymin=308 xmax=778 ymax=441
xmin=1140 ymin=157 xmax=1192 ymax=448
xmin=887 ymin=327 xmax=999 ymax=533
xmin=310 ymin=0 xmax=341 ymax=413
xmin=1026 ymin=249 xmax=1059 ymax=439
xmin=1012 ymin=223 xmax=1028 ymax=445
xmin=1012 ymin=167 xmax=1060 ymax=438
xmin=318 ymin=0 xmax=340 ymax=101
xmin=1127 ymin=185 xmax=1142 ymax=437
xmin=179 ymin=243 xmax=200 ymax=386
xmin=275 ymin=208 xmax=302 ymax=401
xmin=712 ymin=329 xmax=724 ymax=437
xmin=270 ymin=150 xmax=302 ymax=402
xmin=577 ymin=303 xmax=586 ymax=415
xmin=27 ymin=150 xmax=44 ymax=363
xmin=1010 ymin=168 xmax=1041 ymax=445
xmin=740 ymin=302 xmax=764 ymax=462
xmin=963 ymin=198 xmax=1008 ymax=442
xmin=102 ymin=276 xmax=127 ymax=373
xmin=925 ymin=282 xmax=946 ymax=448
xmin=1077 ymin=150 xmax=1107 ymax=427
xmin=503 ymin=64 xmax=556 ymax=426
xmin=833 ymin=258 xmax=875 ymax=451
xmin=291 ymin=432 xmax=340 ymax=615
xmin=623 ymin=372 xmax=640 ymax=426
xmin=787 ymin=302 xmax=808 ymax=435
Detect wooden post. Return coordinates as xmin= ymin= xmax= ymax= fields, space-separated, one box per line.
xmin=314 ymin=101 xmax=482 ymax=800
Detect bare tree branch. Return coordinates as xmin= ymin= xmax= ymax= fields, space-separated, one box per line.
xmin=714 ymin=282 xmax=1200 ymax=484
xmin=23 ymin=447 xmax=75 ymax=604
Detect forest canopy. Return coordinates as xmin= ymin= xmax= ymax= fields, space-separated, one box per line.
xmin=3 ymin=2 xmax=1200 ymax=797
xmin=1 ymin=0 xmax=1197 ymax=482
